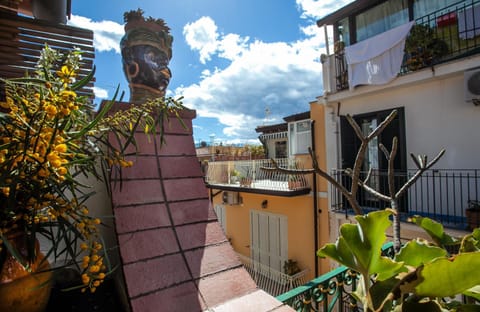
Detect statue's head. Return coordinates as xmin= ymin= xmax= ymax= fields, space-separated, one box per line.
xmin=120 ymin=10 xmax=173 ymax=103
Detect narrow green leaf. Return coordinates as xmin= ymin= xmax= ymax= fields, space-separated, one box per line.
xmin=70 ymin=66 xmax=96 ymax=91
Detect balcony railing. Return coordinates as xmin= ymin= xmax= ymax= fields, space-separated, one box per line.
xmin=205 ymin=159 xmax=311 ymax=195
xmin=277 ymin=243 xmax=394 ymax=311
xmin=329 ymin=0 xmax=480 ymax=92
xmin=237 ymin=253 xmax=309 ymax=297
xmin=330 ymin=169 xmax=480 ymax=230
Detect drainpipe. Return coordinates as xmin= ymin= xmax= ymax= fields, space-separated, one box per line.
xmin=311 ymin=120 xmax=319 ymax=277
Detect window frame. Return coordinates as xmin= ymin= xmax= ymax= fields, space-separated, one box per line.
xmin=288 ymin=119 xmax=312 ymax=156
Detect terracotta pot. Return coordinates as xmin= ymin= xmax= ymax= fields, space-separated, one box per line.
xmin=0 ymin=233 xmax=52 ymax=312
xmin=466 ymin=208 xmax=480 ymax=231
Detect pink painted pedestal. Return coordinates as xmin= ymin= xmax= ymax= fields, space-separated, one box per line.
xmin=107 ymin=102 xmax=292 ymax=312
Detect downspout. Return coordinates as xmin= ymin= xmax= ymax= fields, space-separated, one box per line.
xmin=311 ymin=120 xmax=319 ymax=277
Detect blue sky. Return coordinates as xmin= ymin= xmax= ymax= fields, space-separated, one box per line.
xmin=69 ymin=0 xmax=353 ymax=146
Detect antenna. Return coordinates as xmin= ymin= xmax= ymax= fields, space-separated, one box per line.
xmin=264 ymin=106 xmax=270 ymax=125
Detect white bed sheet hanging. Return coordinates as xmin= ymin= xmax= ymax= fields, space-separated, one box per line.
xmin=345 ymin=21 xmax=414 ymax=90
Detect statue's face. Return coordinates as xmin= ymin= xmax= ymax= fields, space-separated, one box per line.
xmin=122 ymin=45 xmax=172 ymax=92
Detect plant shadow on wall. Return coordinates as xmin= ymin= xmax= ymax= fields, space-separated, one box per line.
xmin=0 ymin=44 xmax=184 ymax=304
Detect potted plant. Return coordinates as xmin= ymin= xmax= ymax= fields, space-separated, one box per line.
xmin=229 ymin=169 xmax=240 ymax=184
xmin=404 ymin=24 xmax=449 ymax=71
xmin=466 ymin=200 xmax=480 ymax=230
xmin=240 ymin=169 xmax=252 ymax=187
xmin=283 ymin=259 xmax=301 ymax=276
xmin=0 ymin=45 xmax=183 ymax=310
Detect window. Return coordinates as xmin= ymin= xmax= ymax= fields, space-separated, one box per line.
xmin=340 ymin=107 xmax=407 ymax=211
xmin=274 ymin=140 xmax=287 ymax=158
xmin=337 ymin=17 xmax=350 ymax=46
xmin=214 ymin=204 xmax=226 ymax=233
xmin=356 ymin=0 xmax=409 ymax=42
xmin=413 ymin=0 xmax=463 ymax=19
xmin=288 ymin=120 xmax=311 ymax=155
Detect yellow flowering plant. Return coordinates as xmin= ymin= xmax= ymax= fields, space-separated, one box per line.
xmin=0 ymin=45 xmax=183 ymax=292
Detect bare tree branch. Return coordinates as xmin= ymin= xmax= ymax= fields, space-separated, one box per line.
xmin=395 ymin=149 xmax=445 ymax=198
xmin=367 ymin=110 xmax=397 ymax=140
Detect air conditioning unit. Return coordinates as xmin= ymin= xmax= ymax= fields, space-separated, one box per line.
xmin=222 ymin=191 xmax=240 ymax=205
xmin=464 ymin=68 xmax=480 ymax=105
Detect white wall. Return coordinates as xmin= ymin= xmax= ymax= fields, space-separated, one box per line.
xmin=320 ymin=55 xmax=480 ymax=171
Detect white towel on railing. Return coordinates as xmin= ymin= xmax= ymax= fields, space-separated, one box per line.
xmin=345 ymin=21 xmax=414 ymax=90
xmin=458 ymin=5 xmax=480 ymax=39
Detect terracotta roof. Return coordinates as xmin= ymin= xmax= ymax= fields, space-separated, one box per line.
xmin=255 ymin=122 xmax=287 ymax=134
xmin=255 ymin=111 xmax=310 ymax=134
xmin=283 ymin=111 xmax=310 ymax=122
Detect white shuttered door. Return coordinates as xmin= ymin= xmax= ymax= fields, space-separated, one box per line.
xmin=214 ymin=204 xmax=226 ymax=232
xmin=250 ymin=210 xmax=288 ymax=272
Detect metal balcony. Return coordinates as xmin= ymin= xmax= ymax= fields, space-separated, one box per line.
xmin=330 ymin=168 xmax=480 ymax=230
xmin=237 ymin=253 xmax=309 ymax=297
xmin=327 ymin=0 xmax=480 ymax=92
xmin=205 ymin=158 xmax=311 ymax=196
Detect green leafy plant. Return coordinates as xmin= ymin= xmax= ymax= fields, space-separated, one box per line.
xmin=405 ymin=24 xmax=449 ymax=71
xmin=0 ymin=45 xmax=183 ymax=292
xmin=317 ymin=210 xmax=480 ymax=311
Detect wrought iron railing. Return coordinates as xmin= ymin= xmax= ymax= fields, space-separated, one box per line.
xmin=330 ymin=169 xmax=480 ymax=230
xmin=277 ymin=243 xmax=394 ymax=311
xmin=331 ymin=0 xmax=480 ymax=92
xmin=205 ymin=159 xmax=310 ymax=192
xmin=237 ymin=253 xmax=309 ymax=297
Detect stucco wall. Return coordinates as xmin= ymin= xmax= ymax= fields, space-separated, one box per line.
xmin=321 ymin=54 xmax=480 ymax=171
xmin=216 ymin=193 xmax=317 ymax=281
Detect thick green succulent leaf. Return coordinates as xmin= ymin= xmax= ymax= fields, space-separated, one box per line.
xmin=414 ymin=252 xmax=480 ymax=297
xmin=374 ymin=256 xmax=406 ymax=281
xmin=401 ymin=300 xmax=443 ymax=312
xmin=318 ymin=210 xmax=403 ymax=279
xmin=369 ymin=277 xmax=398 ymax=311
xmin=317 ymin=235 xmax=358 ymax=271
xmin=395 ymin=239 xmax=447 ymax=267
xmin=410 ymin=216 xmax=458 ymax=247
xmin=456 ymin=305 xmax=480 ymax=312
xmin=462 ymin=229 xmax=480 ymax=253
xmin=463 ymin=285 xmax=480 ymax=301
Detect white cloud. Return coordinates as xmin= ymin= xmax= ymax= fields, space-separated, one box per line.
xmin=68 ymin=15 xmax=124 ymax=53
xmin=91 ymin=86 xmax=109 ymax=99
xmin=183 ymin=16 xmax=219 ymax=64
xmin=175 ymin=18 xmax=323 ymax=140
xmin=295 ymin=0 xmax=355 ymax=20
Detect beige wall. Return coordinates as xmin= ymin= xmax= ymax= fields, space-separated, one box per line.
xmin=210 ymin=102 xmax=334 ymax=280
xmin=215 ymin=192 xmax=317 ymax=281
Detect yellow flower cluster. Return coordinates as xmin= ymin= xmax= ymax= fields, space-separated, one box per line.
xmin=80 ymin=241 xmax=106 ymax=293
xmin=0 ymin=45 xmax=184 ymax=294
